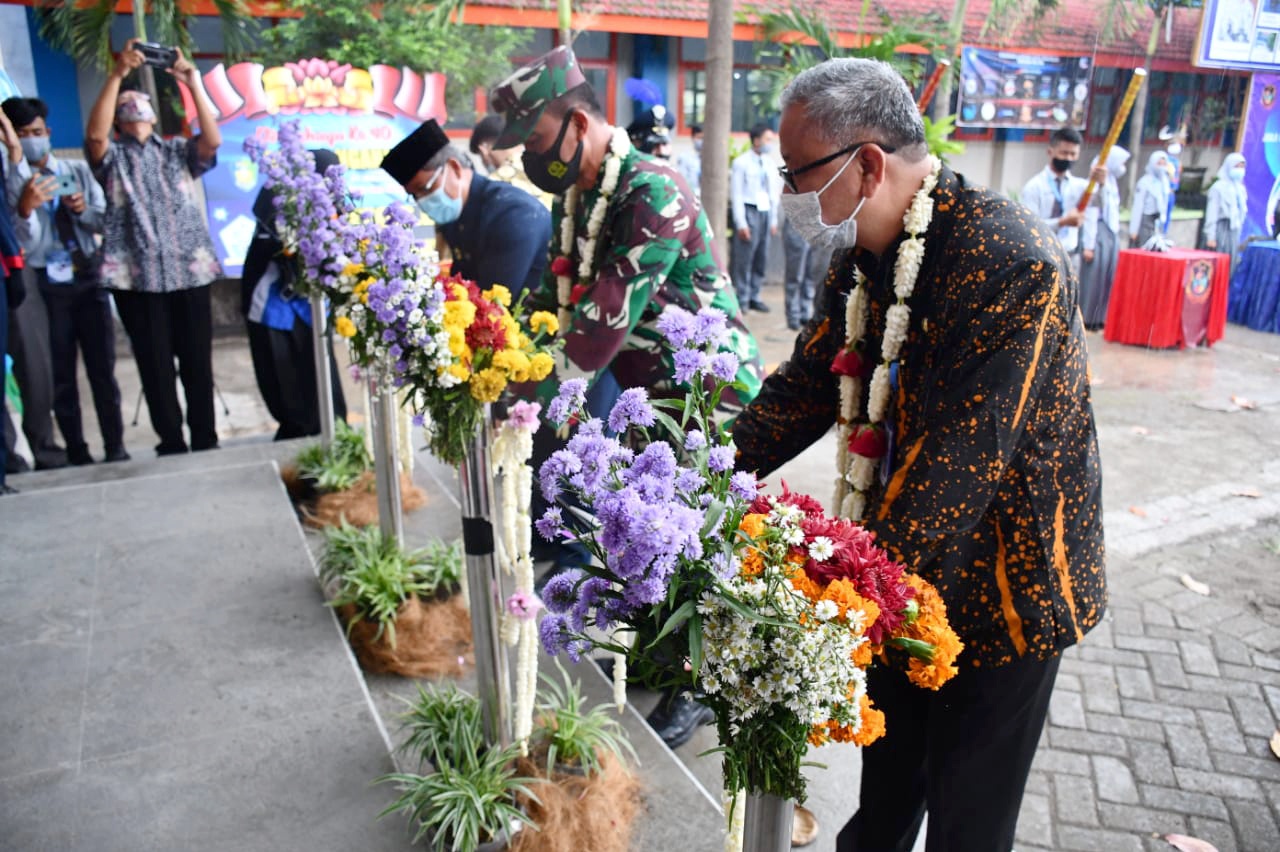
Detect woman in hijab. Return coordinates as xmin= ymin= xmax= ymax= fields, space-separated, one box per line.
xmin=1129 ymin=151 xmax=1171 ymax=248
xmin=1202 ymin=153 xmax=1249 ymax=274
xmin=1080 ymin=146 xmax=1129 ymax=330
xmin=241 ymin=148 xmax=347 ymax=440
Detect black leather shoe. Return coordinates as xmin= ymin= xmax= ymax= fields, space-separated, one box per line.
xmin=646 ymin=693 xmax=715 ymax=749
xmin=0 ymin=483 xmax=19 ymax=495
xmin=749 ymin=300 xmax=771 ymax=313
xmin=787 ymin=320 xmax=802 ymax=331
xmin=104 ymin=446 xmax=131 ymax=463
xmin=68 ymin=445 xmax=94 ymax=466
xmin=5 ymin=455 xmax=29 ymax=475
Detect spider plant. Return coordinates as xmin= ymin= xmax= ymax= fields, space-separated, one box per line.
xmin=294 ymin=421 xmax=373 ymax=492
xmin=378 ymin=738 xmax=538 ymax=851
xmin=533 ymin=661 xmax=637 ymax=777
xmin=319 ymin=521 xmax=462 ymax=646
xmin=396 ymin=681 xmax=484 ymax=771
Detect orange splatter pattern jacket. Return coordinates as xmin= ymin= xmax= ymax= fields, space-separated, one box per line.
xmin=734 ymin=166 xmax=1107 ymax=667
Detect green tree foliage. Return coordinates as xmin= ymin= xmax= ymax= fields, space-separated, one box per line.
xmin=747 ymin=2 xmax=947 ymax=116
xmin=34 ymin=0 xmax=256 ymax=70
xmin=256 ymin=0 xmax=529 ymax=115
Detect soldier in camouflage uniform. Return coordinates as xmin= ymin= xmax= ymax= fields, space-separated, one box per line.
xmin=489 ymin=46 xmax=763 ymax=414
xmin=490 ymin=46 xmax=764 ymax=750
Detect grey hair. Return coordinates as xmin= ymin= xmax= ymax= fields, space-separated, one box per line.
xmin=424 ymin=143 xmax=474 ymax=172
xmin=780 ymin=59 xmax=927 ymax=161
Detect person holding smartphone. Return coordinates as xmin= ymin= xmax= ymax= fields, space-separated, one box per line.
xmin=3 ymin=97 xmax=128 ymax=466
xmin=85 ymin=38 xmax=223 ymax=456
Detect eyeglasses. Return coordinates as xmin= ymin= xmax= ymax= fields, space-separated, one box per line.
xmin=777 ymin=141 xmax=896 ymax=193
xmin=409 ymin=166 xmax=445 ymax=201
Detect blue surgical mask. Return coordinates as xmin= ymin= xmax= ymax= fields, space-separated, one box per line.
xmin=20 ymin=136 xmax=50 ymax=165
xmin=693 ymin=138 xmax=703 ymax=153
xmin=1229 ymin=167 xmax=1245 ymax=182
xmin=416 ymin=169 xmax=462 ymax=224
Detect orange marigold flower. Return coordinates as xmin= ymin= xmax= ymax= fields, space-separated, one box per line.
xmin=851 ymin=695 xmax=886 ymax=747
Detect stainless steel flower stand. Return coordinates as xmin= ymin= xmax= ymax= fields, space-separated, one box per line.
xmin=459 ymin=410 xmax=513 ymax=748
xmin=309 ymin=292 xmax=335 ymax=450
xmin=743 ymin=793 xmax=794 ymax=852
xmin=367 ymin=366 xmax=403 ymax=546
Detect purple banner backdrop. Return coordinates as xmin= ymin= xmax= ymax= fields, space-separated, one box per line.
xmin=1239 ymin=73 xmax=1280 ymax=239
xmin=182 ymin=60 xmax=448 ymax=276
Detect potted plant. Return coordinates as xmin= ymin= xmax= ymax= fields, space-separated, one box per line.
xmin=532 ymin=662 xmax=637 ymax=777
xmin=319 ymin=523 xmax=471 ymax=677
xmin=285 ymin=420 xmax=427 ymax=526
xmin=380 ymin=685 xmax=537 ymax=851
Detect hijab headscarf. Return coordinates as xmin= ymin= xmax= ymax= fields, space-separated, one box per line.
xmin=1214 ymin=153 xmax=1249 ymax=231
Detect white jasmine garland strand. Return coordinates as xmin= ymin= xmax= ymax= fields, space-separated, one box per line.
xmin=724 ymin=789 xmax=746 ymax=852
xmin=835 ymin=156 xmax=940 ymax=521
xmin=554 ymin=127 xmax=631 ymax=321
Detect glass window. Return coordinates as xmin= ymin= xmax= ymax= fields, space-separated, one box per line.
xmin=731 ymin=68 xmax=776 ymax=132
xmin=573 ymin=31 xmax=611 ymax=59
xmin=683 ymin=68 xmax=706 ymax=128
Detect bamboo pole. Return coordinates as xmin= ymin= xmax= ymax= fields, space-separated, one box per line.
xmin=1078 ymin=68 xmax=1147 ymax=212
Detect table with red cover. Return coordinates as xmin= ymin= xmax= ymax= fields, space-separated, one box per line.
xmin=1103 ymin=248 xmax=1228 ymax=348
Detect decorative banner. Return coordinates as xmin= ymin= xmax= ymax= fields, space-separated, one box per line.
xmin=1181 ymin=256 xmax=1215 ymax=346
xmin=1195 ymin=0 xmax=1280 ymax=72
xmin=184 ymin=59 xmax=447 ymax=276
xmin=1238 ymin=72 xmax=1280 ymax=239
xmin=956 ymin=47 xmax=1091 ymax=130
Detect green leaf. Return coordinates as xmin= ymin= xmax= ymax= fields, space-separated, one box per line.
xmin=688 ymin=613 xmax=704 ymax=676
xmin=648 ymin=598 xmax=696 ymax=646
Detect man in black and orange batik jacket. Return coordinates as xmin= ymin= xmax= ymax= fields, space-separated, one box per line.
xmin=733 ymin=58 xmax=1106 ymax=852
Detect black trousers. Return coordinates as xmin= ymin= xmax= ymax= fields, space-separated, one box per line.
xmin=39 ymin=272 xmax=125 ymax=455
xmin=245 ymin=317 xmax=347 ymax=441
xmin=112 ymin=286 xmax=216 ymax=454
xmin=835 ymin=652 xmax=1061 ymax=852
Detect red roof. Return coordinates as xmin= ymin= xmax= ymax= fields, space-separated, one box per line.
xmin=465 ymin=0 xmax=1208 ymax=69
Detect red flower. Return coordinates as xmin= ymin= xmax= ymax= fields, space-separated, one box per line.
xmin=800 ymin=515 xmax=914 ymax=644
xmin=550 ymin=256 xmax=573 ymax=277
xmin=847 ymin=424 xmax=887 ymax=459
xmin=570 ymin=283 xmax=590 ymax=304
xmin=830 ymin=346 xmax=864 ymax=378
xmin=749 ymin=482 xmax=826 ymax=517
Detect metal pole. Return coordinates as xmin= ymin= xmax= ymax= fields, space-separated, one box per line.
xmin=309 ymin=292 xmax=335 ymax=450
xmin=369 ymin=366 xmax=403 ymax=546
xmin=458 ymin=409 xmax=512 ymax=748
xmin=742 ymin=792 xmax=794 ymax=852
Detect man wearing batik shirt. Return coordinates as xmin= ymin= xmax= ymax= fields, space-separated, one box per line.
xmin=489 ymin=45 xmax=765 ymax=749
xmin=733 ymin=59 xmax=1106 ymax=851
xmin=85 ymin=39 xmax=223 ymax=456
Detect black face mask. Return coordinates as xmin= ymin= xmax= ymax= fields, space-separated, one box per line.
xmin=1051 ymin=157 xmax=1075 ymax=175
xmin=523 ymin=111 xmax=583 ymax=195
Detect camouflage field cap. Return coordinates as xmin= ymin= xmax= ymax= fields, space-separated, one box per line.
xmin=489 ymin=45 xmax=588 ymax=150
xmin=380 ymin=119 xmax=449 ymax=186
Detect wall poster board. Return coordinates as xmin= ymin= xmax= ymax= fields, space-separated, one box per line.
xmin=956 ymin=47 xmax=1092 ymax=130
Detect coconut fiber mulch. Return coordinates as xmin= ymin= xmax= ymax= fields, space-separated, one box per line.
xmin=338 ymin=595 xmax=473 ymax=678
xmin=281 ymin=467 xmax=427 ymax=529
xmin=509 ymin=754 xmax=641 ymax=852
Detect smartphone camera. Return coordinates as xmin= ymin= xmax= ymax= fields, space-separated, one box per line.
xmin=134 ymin=42 xmax=178 ymax=69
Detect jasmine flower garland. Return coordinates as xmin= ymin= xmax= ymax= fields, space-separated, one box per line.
xmin=550 ymin=126 xmax=632 ymax=329
xmin=832 ymin=157 xmax=941 ymax=521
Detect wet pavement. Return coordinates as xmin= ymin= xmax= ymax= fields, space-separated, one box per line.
xmin=6 ymin=277 xmax=1280 ymax=851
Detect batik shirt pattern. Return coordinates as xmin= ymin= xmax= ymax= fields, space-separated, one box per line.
xmin=92 ymin=135 xmax=222 ymax=293
xmin=734 ymin=166 xmax=1107 ymax=667
xmin=541 ymin=149 xmax=764 ymax=411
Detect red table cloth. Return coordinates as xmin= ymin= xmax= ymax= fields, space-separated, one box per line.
xmin=1103 ymin=248 xmax=1229 ymax=348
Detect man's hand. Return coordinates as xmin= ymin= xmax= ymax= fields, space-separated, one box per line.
xmin=63 ymin=192 xmax=86 ymax=215
xmin=1083 ymin=249 xmax=1095 ymax=263
xmin=1088 ymin=165 xmax=1109 ymax=186
xmin=770 ymin=224 xmax=779 ymax=237
xmin=737 ymin=226 xmax=752 ymax=242
xmin=1206 ymin=239 xmax=1217 ymax=250
xmin=18 ymin=174 xmax=56 ymax=218
xmin=170 ymin=48 xmax=199 ymax=89
xmin=1059 ymin=209 xmax=1083 ymax=228
xmin=115 ymin=38 xmax=146 ymax=80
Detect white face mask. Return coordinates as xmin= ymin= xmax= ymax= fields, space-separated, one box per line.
xmin=779 ymin=150 xmax=864 ymax=250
